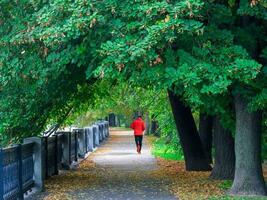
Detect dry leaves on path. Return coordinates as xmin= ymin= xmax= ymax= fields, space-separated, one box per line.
xmin=152 ymin=158 xmax=224 ymax=200
xmin=153 ymin=158 xmax=267 ymax=200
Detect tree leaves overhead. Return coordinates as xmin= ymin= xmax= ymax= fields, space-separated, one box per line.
xmin=0 ymin=0 xmax=266 ymax=144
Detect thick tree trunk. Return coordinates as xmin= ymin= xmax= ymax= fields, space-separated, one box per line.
xmin=168 ymin=90 xmax=212 ymax=171
xmin=229 ymin=94 xmax=267 ymax=196
xmin=199 ymin=113 xmax=213 ymax=164
xmin=210 ymin=116 xmax=235 ymax=180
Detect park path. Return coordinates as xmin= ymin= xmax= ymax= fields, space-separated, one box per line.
xmin=29 ymin=128 xmax=177 ymax=200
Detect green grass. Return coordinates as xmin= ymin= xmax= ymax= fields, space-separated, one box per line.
xmin=218 ymin=180 xmax=233 ymax=190
xmin=151 ymin=137 xmax=184 ymax=160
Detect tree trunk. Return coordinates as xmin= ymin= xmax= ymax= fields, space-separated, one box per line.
xmin=210 ymin=116 xmax=235 ymax=180
xmin=151 ymin=119 xmax=159 ymax=136
xmin=145 ymin=112 xmax=150 ymax=135
xmin=150 ymin=114 xmax=158 ymax=136
xmin=117 ymin=116 xmax=121 ymax=127
xmin=229 ymin=94 xmax=267 ymax=196
xmin=168 ymin=90 xmax=212 ymax=171
xmin=133 ymin=111 xmax=139 ymax=119
xmin=199 ymin=113 xmax=213 ymax=164
xmin=109 ymin=113 xmax=116 ymax=127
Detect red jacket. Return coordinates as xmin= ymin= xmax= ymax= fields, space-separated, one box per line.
xmin=130 ymin=117 xmax=145 ymax=135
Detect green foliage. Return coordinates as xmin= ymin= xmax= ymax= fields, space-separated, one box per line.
xmin=219 ymin=180 xmax=233 ymax=190
xmin=0 ymin=0 xmax=100 ymax=145
xmin=152 ymin=137 xmax=184 ymax=161
xmin=0 ymin=0 xmax=266 ymax=147
xmin=95 ymin=0 xmax=267 ymax=130
xmin=0 ymin=3 xmax=265 ymax=200
xmin=70 ymin=80 xmax=183 ymax=151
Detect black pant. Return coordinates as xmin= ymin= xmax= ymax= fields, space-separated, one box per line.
xmin=134 ymin=135 xmax=143 ymax=150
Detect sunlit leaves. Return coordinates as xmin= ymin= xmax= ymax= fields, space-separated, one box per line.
xmin=226 ymin=59 xmax=262 ymax=84
xmin=0 ymin=0 xmax=267 ymax=145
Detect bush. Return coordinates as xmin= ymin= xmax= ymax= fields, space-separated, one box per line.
xmin=152 ymin=137 xmax=184 ymax=160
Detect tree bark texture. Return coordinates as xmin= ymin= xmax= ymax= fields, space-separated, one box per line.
xmin=199 ymin=113 xmax=213 ymax=164
xmin=229 ymin=94 xmax=266 ymax=196
xmin=168 ymin=90 xmax=212 ymax=171
xmin=210 ymin=116 xmax=235 ymax=180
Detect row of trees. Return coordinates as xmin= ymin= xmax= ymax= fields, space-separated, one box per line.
xmin=97 ymin=0 xmax=267 ymax=196
xmin=0 ymin=0 xmax=266 ymax=197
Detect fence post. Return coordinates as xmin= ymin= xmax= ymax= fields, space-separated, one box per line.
xmin=92 ymin=127 xmax=96 ymax=148
xmin=17 ymin=144 xmax=24 ymax=200
xmin=74 ymin=131 xmax=78 ymax=162
xmin=61 ymin=132 xmax=71 ymax=169
xmin=54 ymin=135 xmax=59 ymax=175
xmin=103 ymin=123 xmax=106 ymax=138
xmin=23 ymin=137 xmax=45 ymax=192
xmin=88 ymin=127 xmax=94 ymax=151
xmin=99 ymin=124 xmax=103 ymax=140
xmin=92 ymin=125 xmax=100 ymax=147
xmin=85 ymin=129 xmax=88 ymax=153
xmin=56 ymin=133 xmax=63 ymax=171
xmin=0 ymin=148 xmax=3 ymax=200
xmin=105 ymin=122 xmax=109 ymax=137
xmin=76 ymin=129 xmax=86 ymax=158
xmin=104 ymin=123 xmax=107 ymax=138
xmin=101 ymin=124 xmax=105 ymax=140
xmin=43 ymin=137 xmax=48 ymax=179
xmin=68 ymin=132 xmax=71 ymax=165
xmin=98 ymin=124 xmax=103 ymax=142
xmin=102 ymin=123 xmax=106 ymax=139
xmin=107 ymin=122 xmax=110 ymax=137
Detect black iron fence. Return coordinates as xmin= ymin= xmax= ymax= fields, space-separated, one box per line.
xmin=0 ymin=121 xmax=109 ymax=200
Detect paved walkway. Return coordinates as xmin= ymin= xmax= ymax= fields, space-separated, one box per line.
xmin=29 ymin=129 xmax=177 ymax=200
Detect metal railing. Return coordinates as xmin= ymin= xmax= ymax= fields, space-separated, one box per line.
xmin=0 ymin=121 xmax=109 ymax=200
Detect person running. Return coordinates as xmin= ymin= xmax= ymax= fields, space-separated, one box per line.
xmin=130 ymin=115 xmax=145 ymax=154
